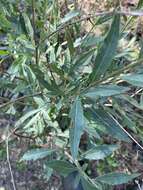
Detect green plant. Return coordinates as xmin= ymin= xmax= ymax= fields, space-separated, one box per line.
xmin=1 ymin=0 xmax=143 ymax=189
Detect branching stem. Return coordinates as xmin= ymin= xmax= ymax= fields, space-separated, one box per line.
xmin=39 ymin=9 xmax=143 ymax=46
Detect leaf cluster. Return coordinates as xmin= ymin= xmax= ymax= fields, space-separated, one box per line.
xmin=1 ymin=0 xmax=143 ymax=189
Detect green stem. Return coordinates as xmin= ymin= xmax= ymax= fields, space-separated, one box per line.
xmin=64 ymin=151 xmax=98 ymax=187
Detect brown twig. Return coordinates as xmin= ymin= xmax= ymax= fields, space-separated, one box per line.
xmin=32 ymin=0 xmax=39 ymax=64
xmin=110 ymin=114 xmax=143 ymax=151
xmin=38 ymin=11 xmax=113 ymax=46
xmin=6 ymin=136 xmax=17 ymax=190
xmin=13 ymin=131 xmax=35 ymax=140
xmin=39 ymin=9 xmax=143 ymax=47
xmin=0 ymin=92 xmax=42 ymax=109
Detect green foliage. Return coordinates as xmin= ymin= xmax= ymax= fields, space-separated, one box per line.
xmin=81 ymin=177 xmax=99 ymax=190
xmin=96 ymin=173 xmax=140 ymax=185
xmin=87 ymin=108 xmax=130 ymax=141
xmin=89 ymin=14 xmax=120 ymax=82
xmin=82 ymin=85 xmax=130 ymax=99
xmin=81 ymin=144 xmax=119 ymax=160
xmin=70 ymin=97 xmax=86 ymax=160
xmin=0 ymin=148 xmax=6 ymax=161
xmin=21 ymin=148 xmax=55 ymax=161
xmin=122 ymin=73 xmax=143 ymax=87
xmin=61 ymin=10 xmax=80 ymax=24
xmin=0 ymin=0 xmax=143 ymax=189
xmin=47 ymin=160 xmax=77 ymax=177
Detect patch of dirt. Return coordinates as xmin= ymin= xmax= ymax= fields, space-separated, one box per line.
xmin=0 ymin=141 xmax=62 ymax=190
xmin=0 ymin=116 xmax=62 ymax=190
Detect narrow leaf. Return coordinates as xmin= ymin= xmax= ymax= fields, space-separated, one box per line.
xmin=47 ymin=160 xmax=77 ymax=177
xmin=121 ymin=95 xmax=143 ymax=110
xmin=70 ymin=98 xmax=86 ymax=160
xmin=15 ymin=109 xmax=41 ymax=127
xmin=30 ymin=65 xmax=62 ymax=95
xmin=81 ymin=177 xmax=99 ymax=190
xmin=137 ymin=0 xmax=143 ymax=8
xmin=22 ymin=13 xmax=34 ymax=42
xmin=0 ymin=13 xmax=11 ymax=28
xmin=0 ymin=79 xmax=16 ymax=89
xmin=74 ymin=35 xmax=103 ymax=48
xmin=121 ymin=73 xmax=143 ymax=87
xmin=0 ymin=49 xmax=9 ymax=56
xmin=66 ymin=28 xmax=75 ymax=56
xmin=70 ymin=49 xmax=94 ymax=73
xmin=96 ymin=14 xmax=112 ymax=25
xmin=89 ymin=14 xmax=120 ymax=81
xmin=21 ymin=148 xmax=55 ymax=161
xmin=61 ymin=10 xmax=79 ymax=24
xmin=87 ymin=108 xmax=130 ymax=142
xmin=82 ymin=144 xmax=119 ymax=160
xmin=96 ymin=172 xmax=140 ymax=185
xmin=83 ymin=85 xmax=129 ymax=99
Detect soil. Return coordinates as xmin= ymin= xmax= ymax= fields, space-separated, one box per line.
xmin=0 ymin=116 xmax=62 ymax=190
xmin=0 ymin=115 xmax=143 ymax=190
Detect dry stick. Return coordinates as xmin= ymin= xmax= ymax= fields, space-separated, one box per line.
xmin=6 ymin=136 xmax=17 ymax=190
xmin=39 ymin=10 xmax=143 ymax=47
xmin=32 ymin=0 xmax=38 ymax=65
xmin=13 ymin=131 xmax=35 ymax=140
xmin=38 ymin=11 xmax=113 ymax=46
xmin=110 ymin=115 xmax=143 ymax=151
xmin=131 ymin=88 xmax=143 ymax=98
xmin=0 ymin=92 xmax=42 ymax=109
xmin=135 ymin=180 xmax=142 ymax=190
xmin=121 ymin=0 xmax=143 ymax=32
xmin=0 ymin=119 xmax=35 ymax=144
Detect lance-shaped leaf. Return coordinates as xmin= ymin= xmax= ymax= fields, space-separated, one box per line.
xmin=21 ymin=148 xmax=55 ymax=161
xmin=0 ymin=13 xmax=11 ymax=29
xmin=22 ymin=13 xmax=34 ymax=42
xmin=121 ymin=73 xmax=143 ymax=87
xmin=87 ymin=108 xmax=130 ymax=142
xmin=137 ymin=0 xmax=143 ymax=8
xmin=65 ymin=28 xmax=75 ymax=56
xmin=82 ymin=85 xmax=129 ymax=99
xmin=61 ymin=10 xmax=80 ymax=24
xmin=81 ymin=177 xmax=99 ymax=190
xmin=81 ymin=144 xmax=119 ymax=160
xmin=70 ymin=98 xmax=86 ymax=160
xmin=70 ymin=49 xmax=95 ymax=74
xmin=30 ymin=65 xmax=62 ymax=95
xmin=96 ymin=172 xmax=140 ymax=185
xmin=47 ymin=160 xmax=77 ymax=177
xmin=89 ymin=14 xmax=120 ymax=81
xmin=15 ymin=108 xmax=42 ymax=127
xmin=96 ymin=14 xmax=112 ymax=25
